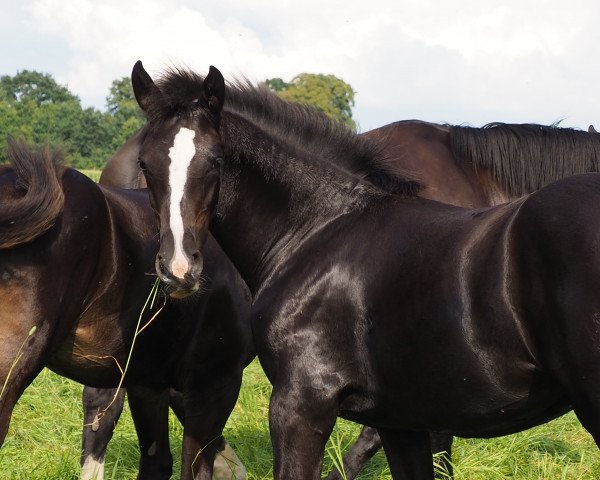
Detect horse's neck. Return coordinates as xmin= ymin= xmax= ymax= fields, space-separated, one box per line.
xmin=214 ymin=125 xmax=373 ymax=292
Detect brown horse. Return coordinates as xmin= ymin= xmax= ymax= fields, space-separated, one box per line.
xmin=0 ymin=140 xmax=253 ymax=480
xmin=101 ymin=114 xmax=600 ymax=478
xmin=128 ymin=61 xmax=600 ymax=480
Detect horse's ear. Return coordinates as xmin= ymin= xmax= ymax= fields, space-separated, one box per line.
xmin=589 ymin=124 xmax=597 ymax=133
xmin=131 ymin=60 xmax=160 ymax=114
xmin=201 ymin=65 xmax=225 ymax=116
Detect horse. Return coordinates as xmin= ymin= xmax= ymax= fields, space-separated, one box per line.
xmin=327 ymin=118 xmax=600 ymax=478
xmin=100 ymin=125 xmax=459 ymax=479
xmin=101 ymin=105 xmax=600 ymax=480
xmin=128 ymin=60 xmax=600 ymax=480
xmin=0 ymin=140 xmax=253 ymax=480
xmin=81 ymin=129 xmax=248 ymax=480
xmin=100 ymin=94 xmax=600 ymax=479
xmin=364 ymin=118 xmax=600 ymax=206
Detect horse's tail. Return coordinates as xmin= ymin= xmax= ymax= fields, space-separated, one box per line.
xmin=0 ymin=140 xmax=65 ymax=249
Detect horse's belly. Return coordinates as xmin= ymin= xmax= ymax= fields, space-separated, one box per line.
xmin=47 ymin=314 xmax=130 ymax=387
xmin=442 ymin=396 xmax=571 ymax=438
xmin=355 ymin=368 xmax=570 ymax=438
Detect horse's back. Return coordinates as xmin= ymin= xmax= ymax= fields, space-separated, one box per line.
xmin=362 ymin=121 xmax=490 ymax=206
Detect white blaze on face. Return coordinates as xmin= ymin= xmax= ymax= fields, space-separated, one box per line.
xmin=168 ymin=127 xmax=196 ymax=279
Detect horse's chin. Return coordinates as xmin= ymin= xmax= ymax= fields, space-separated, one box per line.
xmin=168 ymin=288 xmax=198 ymax=299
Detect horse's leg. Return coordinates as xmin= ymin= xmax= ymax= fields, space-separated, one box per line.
xmin=81 ymin=387 xmax=126 ymax=480
xmin=378 ymin=429 xmax=434 ymax=480
xmin=211 ymin=435 xmax=248 ymax=480
xmin=168 ymin=387 xmax=185 ymax=423
xmin=179 ymin=375 xmax=243 ymax=480
xmin=269 ymin=386 xmax=338 ymax=480
xmin=127 ymin=385 xmax=173 ymax=480
xmin=325 ymin=426 xmax=381 ymax=480
xmin=0 ymin=318 xmax=53 ymax=446
xmin=325 ymin=428 xmax=453 ymax=480
xmin=430 ymin=433 xmax=453 ymax=479
xmin=167 ymin=387 xmax=247 ymax=479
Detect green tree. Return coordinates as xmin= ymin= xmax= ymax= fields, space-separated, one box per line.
xmin=264 ymin=73 xmax=356 ymax=130
xmin=105 ymin=76 xmax=145 ymax=150
xmin=0 ymin=99 xmax=23 ymax=160
xmin=0 ymin=70 xmax=78 ymax=106
xmin=264 ymin=78 xmax=288 ymax=92
xmin=0 ymin=70 xmax=115 ymax=167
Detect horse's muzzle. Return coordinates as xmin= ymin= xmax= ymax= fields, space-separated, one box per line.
xmin=155 ymin=253 xmax=203 ymax=298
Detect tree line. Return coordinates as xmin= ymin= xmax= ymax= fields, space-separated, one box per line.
xmin=0 ymin=70 xmax=355 ymax=169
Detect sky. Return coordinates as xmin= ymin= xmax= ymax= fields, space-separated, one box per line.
xmin=2 ymin=0 xmax=600 ymax=132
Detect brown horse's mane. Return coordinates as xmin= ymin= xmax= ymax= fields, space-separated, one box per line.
xmin=0 ymin=140 xmax=65 ymax=249
xmin=449 ymin=122 xmax=600 ymax=196
xmin=145 ymin=67 xmax=421 ymax=197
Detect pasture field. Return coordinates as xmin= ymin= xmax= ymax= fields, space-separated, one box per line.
xmin=1 ymin=359 xmax=599 ymax=479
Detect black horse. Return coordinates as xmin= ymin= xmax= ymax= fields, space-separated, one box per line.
xmin=80 ymin=130 xmax=247 ymax=480
xmin=99 ymin=117 xmax=600 ymax=478
xmin=128 ymin=61 xmax=600 ymax=479
xmin=103 ymin=69 xmax=600 ymax=477
xmin=0 ymin=140 xmax=252 ymax=480
xmin=99 ymin=126 xmax=459 ymax=479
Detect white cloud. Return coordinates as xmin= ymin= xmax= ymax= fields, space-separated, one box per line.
xmin=12 ymin=0 xmax=600 ymax=130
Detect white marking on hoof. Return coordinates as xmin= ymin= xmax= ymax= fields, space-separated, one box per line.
xmin=81 ymin=455 xmax=104 ymax=480
xmin=213 ymin=442 xmax=247 ymax=480
xmin=168 ymin=127 xmax=196 ymax=279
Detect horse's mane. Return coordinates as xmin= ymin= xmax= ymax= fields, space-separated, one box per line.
xmin=0 ymin=140 xmax=65 ymax=249
xmin=147 ymin=67 xmax=421 ymax=197
xmin=449 ymin=122 xmax=600 ymax=196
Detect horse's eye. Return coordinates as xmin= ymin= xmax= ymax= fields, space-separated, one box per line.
xmin=138 ymin=159 xmax=147 ymax=171
xmin=211 ymin=157 xmax=223 ymax=169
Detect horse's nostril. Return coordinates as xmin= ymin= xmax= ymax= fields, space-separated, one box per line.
xmin=156 ymin=256 xmax=168 ymax=276
xmin=191 ymin=251 xmax=201 ymax=261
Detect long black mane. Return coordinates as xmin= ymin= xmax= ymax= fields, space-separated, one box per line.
xmin=450 ymin=123 xmax=600 ymax=196
xmin=146 ymin=67 xmax=421 ymax=196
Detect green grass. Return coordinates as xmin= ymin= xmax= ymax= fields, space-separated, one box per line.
xmin=1 ymin=361 xmax=599 ymax=479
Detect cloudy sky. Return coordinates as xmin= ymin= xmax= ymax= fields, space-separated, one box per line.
xmin=2 ymin=0 xmax=599 ymax=132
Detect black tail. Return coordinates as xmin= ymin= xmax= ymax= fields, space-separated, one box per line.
xmin=0 ymin=140 xmax=65 ymax=249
